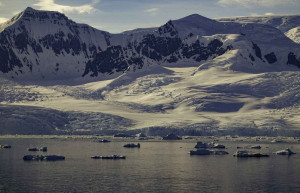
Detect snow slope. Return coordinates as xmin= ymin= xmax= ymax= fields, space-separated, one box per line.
xmin=285 ymin=27 xmax=300 ymax=43
xmin=217 ymin=15 xmax=300 ymax=44
xmin=1 ymin=9 xmax=300 ymax=135
xmin=217 ymin=15 xmax=300 ymax=33
xmin=2 ymin=63 xmax=300 ymax=135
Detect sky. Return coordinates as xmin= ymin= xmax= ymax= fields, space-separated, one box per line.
xmin=0 ymin=0 xmax=299 ymax=33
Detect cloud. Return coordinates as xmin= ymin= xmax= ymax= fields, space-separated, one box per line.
xmin=264 ymin=12 xmax=274 ymax=16
xmin=145 ymin=8 xmax=159 ymax=15
xmin=218 ymin=0 xmax=298 ymax=7
xmin=33 ymin=0 xmax=100 ymax=14
xmin=12 ymin=10 xmax=22 ymax=15
xmin=0 ymin=17 xmax=9 ymax=23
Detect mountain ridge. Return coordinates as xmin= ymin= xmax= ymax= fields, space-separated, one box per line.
xmin=0 ymin=7 xmax=299 ymax=80
xmin=1 ymin=8 xmax=300 ymax=135
xmin=217 ymin=14 xmax=300 ymax=33
xmin=0 ymin=8 xmax=299 ymax=82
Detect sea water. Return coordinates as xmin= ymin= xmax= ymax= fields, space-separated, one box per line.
xmin=0 ymin=138 xmax=299 ymax=193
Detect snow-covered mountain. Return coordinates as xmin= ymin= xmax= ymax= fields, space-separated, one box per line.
xmin=0 ymin=7 xmax=299 ymax=81
xmin=217 ymin=15 xmax=300 ymax=33
xmin=0 ymin=7 xmax=112 ymax=81
xmin=218 ymin=15 xmax=300 ymax=45
xmin=1 ymin=8 xmax=300 ymax=135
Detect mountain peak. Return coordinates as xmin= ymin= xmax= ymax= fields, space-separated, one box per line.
xmin=176 ymin=14 xmax=216 ymax=23
xmin=24 ymin=7 xmax=36 ymax=12
xmin=170 ymin=13 xmax=218 ymax=38
xmin=172 ymin=13 xmax=218 ymax=31
xmin=19 ymin=6 xmax=69 ymax=22
xmin=0 ymin=7 xmax=70 ymax=33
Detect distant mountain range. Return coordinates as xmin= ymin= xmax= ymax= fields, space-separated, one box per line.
xmin=0 ymin=7 xmax=299 ymax=81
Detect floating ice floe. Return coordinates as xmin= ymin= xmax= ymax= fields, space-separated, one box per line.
xmin=274 ymin=148 xmax=296 ymax=155
xmin=28 ymin=147 xmax=47 ymax=152
xmin=123 ymin=143 xmax=140 ymax=148
xmin=91 ymin=155 xmax=126 ymax=159
xmin=190 ymin=149 xmax=229 ymax=155
xmin=23 ymin=155 xmax=65 ymax=161
xmin=98 ymin=139 xmax=111 ymax=143
xmin=194 ymin=141 xmax=225 ymax=149
xmin=0 ymin=145 xmax=11 ymax=148
xmin=251 ymin=145 xmax=262 ymax=149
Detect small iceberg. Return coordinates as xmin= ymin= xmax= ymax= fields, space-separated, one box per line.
xmin=194 ymin=141 xmax=225 ymax=149
xmin=213 ymin=143 xmax=226 ymax=149
xmin=98 ymin=139 xmax=111 ymax=143
xmin=28 ymin=147 xmax=48 ymax=152
xmin=233 ymin=150 xmax=269 ymax=158
xmin=123 ymin=143 xmax=140 ymax=148
xmin=28 ymin=148 xmax=39 ymax=151
xmin=45 ymin=155 xmax=65 ymax=161
xmin=91 ymin=155 xmax=126 ymax=159
xmin=274 ymin=148 xmax=296 ymax=155
xmin=23 ymin=155 xmax=41 ymax=161
xmin=251 ymin=145 xmax=262 ymax=149
xmin=23 ymin=155 xmax=65 ymax=161
xmin=0 ymin=145 xmax=11 ymax=148
xmin=194 ymin=142 xmax=207 ymax=148
xmin=39 ymin=147 xmax=47 ymax=152
xmin=271 ymin=139 xmax=283 ymax=143
xmin=189 ymin=149 xmax=229 ymax=155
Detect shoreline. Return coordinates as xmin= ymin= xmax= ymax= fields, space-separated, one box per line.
xmin=1 ymin=135 xmax=299 ymax=144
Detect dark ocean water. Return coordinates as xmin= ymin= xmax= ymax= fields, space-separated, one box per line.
xmin=0 ymin=138 xmax=300 ymax=193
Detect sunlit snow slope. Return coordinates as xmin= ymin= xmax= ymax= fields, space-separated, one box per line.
xmin=0 ymin=8 xmax=300 ymax=135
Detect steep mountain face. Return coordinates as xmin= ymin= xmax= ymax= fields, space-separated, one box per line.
xmin=0 ymin=8 xmax=299 ymax=81
xmin=0 ymin=7 xmax=110 ymax=80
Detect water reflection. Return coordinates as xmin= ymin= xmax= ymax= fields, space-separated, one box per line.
xmin=0 ymin=138 xmax=299 ymax=193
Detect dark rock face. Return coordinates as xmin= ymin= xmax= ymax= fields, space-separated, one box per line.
xmin=181 ymin=39 xmax=226 ymax=62
xmin=0 ymin=31 xmax=23 ymax=73
xmin=252 ymin=42 xmax=262 ymax=60
xmin=249 ymin=54 xmax=255 ymax=61
xmin=40 ymin=32 xmax=84 ymax=55
xmin=195 ymin=102 xmax=244 ymax=113
xmin=83 ymin=46 xmax=144 ymax=77
xmin=15 ymin=33 xmax=29 ymax=51
xmin=0 ymin=46 xmax=23 ymax=73
xmin=138 ymin=34 xmax=182 ymax=60
xmin=158 ymin=20 xmax=178 ymax=36
xmin=287 ymin=52 xmax=300 ymax=68
xmin=264 ymin=52 xmax=277 ymax=64
xmin=83 ymin=31 xmax=230 ymax=77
